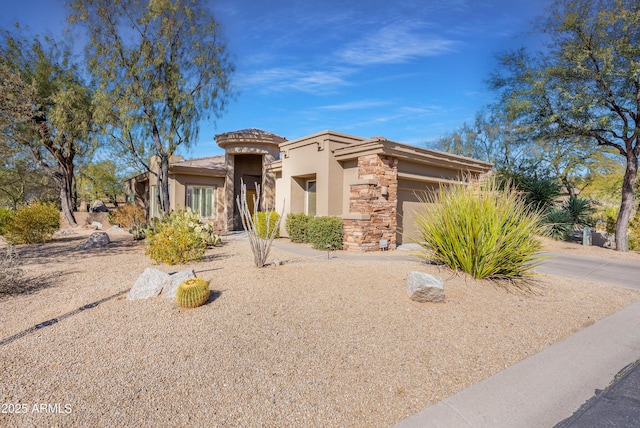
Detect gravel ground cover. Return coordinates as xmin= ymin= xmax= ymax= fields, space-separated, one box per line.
xmin=1 ymin=229 xmax=639 ymax=427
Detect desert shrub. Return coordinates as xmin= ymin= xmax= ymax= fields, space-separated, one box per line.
xmin=520 ymin=177 xmax=561 ymax=212
xmin=544 ymin=208 xmax=574 ymax=241
xmin=253 ymin=211 xmax=280 ymax=239
xmin=602 ymin=206 xmax=618 ymax=235
xmin=499 ymin=171 xmax=561 ymax=212
xmin=145 ymin=210 xmax=209 ymax=264
xmin=4 ymin=201 xmax=60 ymax=244
xmin=414 ymin=178 xmax=546 ymax=282
xmin=562 ymin=196 xmax=594 ymax=228
xmin=0 ymin=246 xmax=25 ymax=295
xmin=0 ymin=208 xmax=16 ymax=236
xmin=130 ymin=222 xmax=150 ymax=240
xmin=109 ymin=204 xmax=146 ymax=229
xmin=307 ymin=216 xmax=343 ymax=250
xmin=285 ymin=213 xmax=312 ymax=242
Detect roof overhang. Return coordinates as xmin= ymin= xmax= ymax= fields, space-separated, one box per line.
xmin=169 ymin=165 xmax=227 ymax=177
xmin=333 ymin=138 xmax=493 ymax=173
xmin=124 ymin=171 xmax=149 ymax=184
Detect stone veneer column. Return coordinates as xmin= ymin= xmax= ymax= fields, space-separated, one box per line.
xmin=343 ymin=154 xmax=398 ymax=251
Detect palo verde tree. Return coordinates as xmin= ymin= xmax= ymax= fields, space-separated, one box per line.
xmin=78 ymin=160 xmax=125 ymax=206
xmin=0 ymin=144 xmax=58 ymax=209
xmin=0 ymin=32 xmax=94 ymax=226
xmin=69 ymin=0 xmax=234 ymax=215
xmin=490 ymin=0 xmax=640 ymax=251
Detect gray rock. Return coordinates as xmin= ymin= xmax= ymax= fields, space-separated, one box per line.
xmin=128 ymin=268 xmax=169 ymax=300
xmin=407 ymin=271 xmax=445 ymax=303
xmin=55 ymin=229 xmax=77 ymax=237
xmin=79 ymin=232 xmax=110 ymax=250
xmin=90 ymin=221 xmax=103 ymax=230
xmin=91 ymin=200 xmax=108 ymax=212
xmin=161 ymin=270 xmax=196 ymax=299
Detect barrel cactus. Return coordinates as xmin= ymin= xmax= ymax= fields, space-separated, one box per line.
xmin=176 ymin=278 xmax=210 ymax=308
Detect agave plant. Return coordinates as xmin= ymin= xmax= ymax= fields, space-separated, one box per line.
xmin=562 ymin=196 xmax=594 ymax=229
xmin=544 ymin=208 xmax=574 ymax=241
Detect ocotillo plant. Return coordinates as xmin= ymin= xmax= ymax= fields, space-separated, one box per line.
xmin=236 ymin=180 xmax=283 ymax=267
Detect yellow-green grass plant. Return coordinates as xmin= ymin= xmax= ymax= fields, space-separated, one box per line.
xmin=414 ymin=177 xmax=547 ymax=284
xmin=176 ymin=277 xmax=210 ymax=308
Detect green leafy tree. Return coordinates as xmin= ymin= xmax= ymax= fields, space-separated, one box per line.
xmin=0 ymin=144 xmax=57 ymax=209
xmin=78 ymin=160 xmax=125 ymax=206
xmin=69 ymin=0 xmax=234 ymax=215
xmin=432 ymin=109 xmax=541 ymax=171
xmin=0 ymin=32 xmax=94 ymax=226
xmin=490 ymin=0 xmax=640 ymax=251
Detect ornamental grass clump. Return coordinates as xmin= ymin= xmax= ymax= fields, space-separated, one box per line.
xmin=414 ymin=178 xmax=546 ymax=283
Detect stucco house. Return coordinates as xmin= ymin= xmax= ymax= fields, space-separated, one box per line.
xmin=125 ymin=128 xmax=492 ymax=251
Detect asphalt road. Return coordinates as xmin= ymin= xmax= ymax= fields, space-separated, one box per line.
xmin=539 ymin=251 xmax=640 ymax=427
xmin=536 ymin=252 xmax=640 ymax=289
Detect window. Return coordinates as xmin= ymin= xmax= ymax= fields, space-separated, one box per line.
xmin=187 ymin=186 xmax=216 ymax=219
xmin=150 ymin=184 xmax=171 ymax=217
xmin=306 ymin=180 xmax=316 ymax=216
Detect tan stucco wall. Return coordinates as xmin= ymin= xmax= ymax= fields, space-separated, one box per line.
xmin=398 ymin=160 xmax=464 ymax=181
xmin=278 ymin=132 xmax=362 ymax=228
xmin=171 ymin=174 xmax=225 ymax=220
xmin=341 ymin=160 xmax=358 ymax=214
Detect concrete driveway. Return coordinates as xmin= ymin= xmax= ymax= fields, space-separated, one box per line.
xmin=535 ymin=252 xmax=640 ymax=289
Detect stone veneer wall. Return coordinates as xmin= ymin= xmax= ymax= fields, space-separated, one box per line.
xmin=343 ymin=154 xmax=398 ymax=251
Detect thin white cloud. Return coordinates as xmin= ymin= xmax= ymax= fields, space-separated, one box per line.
xmin=337 ymin=22 xmax=457 ymax=65
xmin=236 ymin=66 xmax=353 ymax=94
xmin=317 ymin=100 xmax=390 ymax=110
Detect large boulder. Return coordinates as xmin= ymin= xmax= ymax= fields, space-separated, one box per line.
xmin=128 ymin=268 xmax=169 ymax=300
xmin=91 ymin=200 xmax=108 ymax=213
xmin=161 ymin=270 xmax=196 ymax=299
xmin=79 ymin=232 xmax=110 ymax=250
xmin=407 ymin=271 xmax=445 ymax=303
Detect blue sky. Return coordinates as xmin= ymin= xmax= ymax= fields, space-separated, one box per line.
xmin=1 ymin=0 xmax=553 ymax=159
